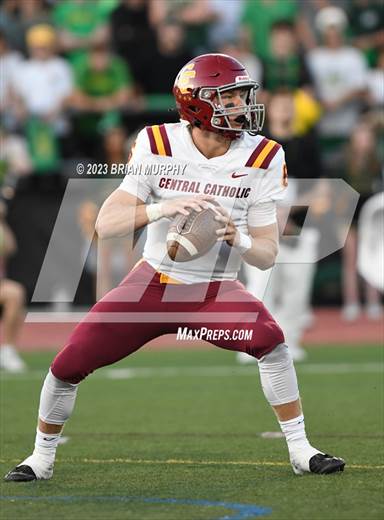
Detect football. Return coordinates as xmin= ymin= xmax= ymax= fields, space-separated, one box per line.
xmin=166 ymin=203 xmax=223 ymax=262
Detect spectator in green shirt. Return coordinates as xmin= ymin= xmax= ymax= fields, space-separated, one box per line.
xmin=68 ymin=42 xmax=136 ymax=156
xmin=262 ymin=20 xmax=313 ymax=93
xmin=53 ymin=0 xmax=110 ymax=65
xmin=240 ymin=0 xmax=298 ymax=60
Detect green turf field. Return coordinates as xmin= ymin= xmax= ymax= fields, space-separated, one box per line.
xmin=0 ymin=345 xmax=383 ymax=520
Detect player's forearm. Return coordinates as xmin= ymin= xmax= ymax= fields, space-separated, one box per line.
xmin=95 ymin=203 xmax=149 ymax=239
xmin=242 ymin=237 xmax=278 ymax=270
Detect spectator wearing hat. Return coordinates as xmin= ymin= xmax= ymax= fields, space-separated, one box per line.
xmin=10 ymin=24 xmax=73 ymax=174
xmin=11 ymin=24 xmax=73 ymax=129
xmin=307 ymin=6 xmax=368 ymax=174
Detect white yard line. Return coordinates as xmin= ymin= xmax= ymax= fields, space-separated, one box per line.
xmin=105 ymin=363 xmax=384 ymax=379
xmin=0 ymin=456 xmax=382 ymax=470
xmin=0 ymin=363 xmax=382 ymax=381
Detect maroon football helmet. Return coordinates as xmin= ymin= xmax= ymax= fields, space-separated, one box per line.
xmin=173 ymin=53 xmax=264 ymax=139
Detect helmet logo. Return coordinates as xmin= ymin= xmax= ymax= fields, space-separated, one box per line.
xmin=178 ymin=63 xmax=196 ymax=94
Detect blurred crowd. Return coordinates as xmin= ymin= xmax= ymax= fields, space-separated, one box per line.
xmin=0 ymin=0 xmax=383 ymax=355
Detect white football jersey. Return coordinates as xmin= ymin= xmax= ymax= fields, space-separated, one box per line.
xmin=119 ymin=122 xmax=287 ymax=284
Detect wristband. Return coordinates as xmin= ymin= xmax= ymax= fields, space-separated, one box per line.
xmin=235 ymin=232 xmax=252 ymax=255
xmin=146 ymin=203 xmax=164 ymax=223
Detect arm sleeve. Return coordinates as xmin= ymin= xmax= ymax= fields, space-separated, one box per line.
xmin=257 ymin=147 xmax=287 ymax=203
xmin=247 ymin=201 xmax=277 ymax=227
xmin=247 ymin=148 xmax=287 ymax=227
xmin=118 ymin=128 xmax=153 ymax=202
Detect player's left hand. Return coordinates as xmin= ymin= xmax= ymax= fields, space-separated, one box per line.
xmin=214 ymin=206 xmax=240 ymax=247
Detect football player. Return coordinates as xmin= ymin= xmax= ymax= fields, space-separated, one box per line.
xmin=5 ymin=54 xmax=344 ymax=482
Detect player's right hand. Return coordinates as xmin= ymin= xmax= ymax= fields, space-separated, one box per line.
xmin=161 ymin=195 xmax=215 ymax=217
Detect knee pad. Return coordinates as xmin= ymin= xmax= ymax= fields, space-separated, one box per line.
xmin=259 ymin=342 xmax=291 ymax=364
xmin=258 ymin=343 xmax=299 ymax=406
xmin=38 ymin=369 xmax=78 ymax=425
